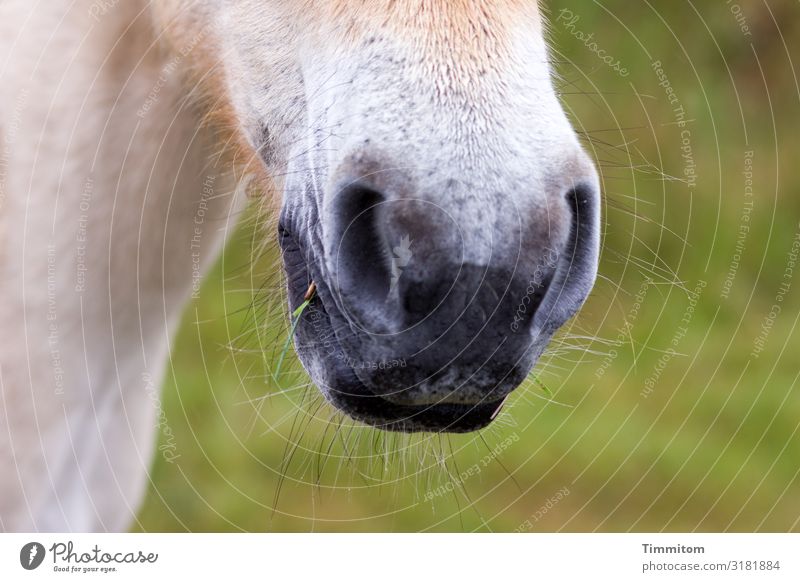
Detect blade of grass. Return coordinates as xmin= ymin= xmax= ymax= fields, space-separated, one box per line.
xmin=531 ymin=375 xmax=553 ymax=398
xmin=272 ymin=283 xmax=316 ymax=386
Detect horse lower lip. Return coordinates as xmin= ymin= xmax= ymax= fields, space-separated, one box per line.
xmin=326 ymin=377 xmax=500 ymax=432
xmin=367 ymin=398 xmax=499 ymax=433
xmin=377 ymin=389 xmax=501 ymax=407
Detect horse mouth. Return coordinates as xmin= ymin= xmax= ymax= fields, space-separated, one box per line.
xmin=278 ymin=220 xmax=503 ymax=433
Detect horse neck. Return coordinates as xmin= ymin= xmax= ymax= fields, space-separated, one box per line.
xmin=0 ymin=0 xmax=241 ymax=530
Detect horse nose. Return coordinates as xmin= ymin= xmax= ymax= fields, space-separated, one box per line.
xmin=325 ymin=158 xmax=599 ymax=338
xmin=323 ymin=153 xmax=599 ymax=404
xmin=324 ymin=178 xmax=535 ymax=334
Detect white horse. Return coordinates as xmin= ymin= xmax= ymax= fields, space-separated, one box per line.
xmin=0 ymin=0 xmax=600 ymax=531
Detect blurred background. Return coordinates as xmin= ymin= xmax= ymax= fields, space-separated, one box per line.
xmin=135 ymin=0 xmax=800 ymax=532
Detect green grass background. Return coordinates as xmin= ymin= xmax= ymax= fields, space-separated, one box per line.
xmin=135 ymin=0 xmax=800 ymax=531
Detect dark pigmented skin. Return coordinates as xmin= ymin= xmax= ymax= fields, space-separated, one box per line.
xmin=278 ymin=161 xmax=599 ymax=433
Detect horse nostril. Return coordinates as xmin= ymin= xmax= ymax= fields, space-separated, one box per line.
xmin=332 ymin=184 xmax=392 ymax=306
xmin=565 ymin=182 xmax=599 ymax=271
xmin=534 ymin=180 xmax=601 ymax=334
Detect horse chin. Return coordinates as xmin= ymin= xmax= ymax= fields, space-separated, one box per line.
xmin=278 ymin=219 xmax=502 ymax=433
